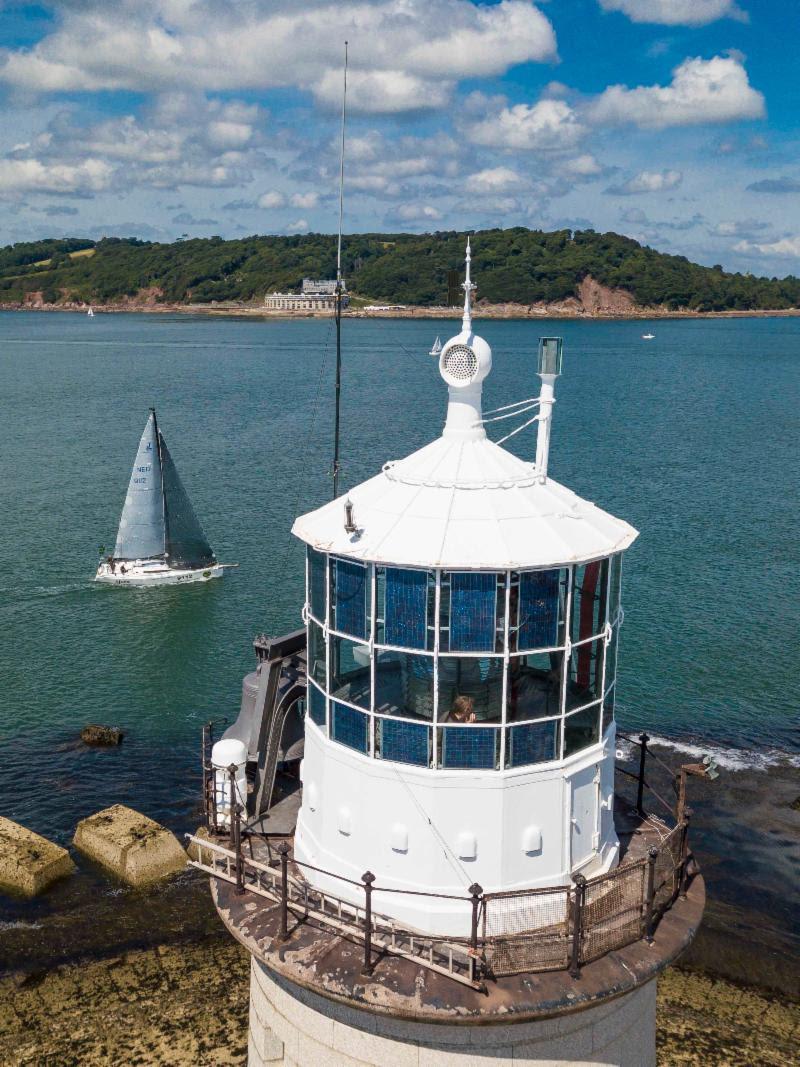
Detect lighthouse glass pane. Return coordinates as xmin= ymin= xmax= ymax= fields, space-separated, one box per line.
xmin=374 ymin=649 xmax=435 ymax=720
xmin=331 ymin=702 xmax=369 ymax=754
xmin=330 ymin=636 xmax=371 ymax=710
xmin=308 ymin=548 xmax=327 ymax=623
xmin=571 ymin=560 xmax=609 ymax=645
xmin=608 ymin=554 xmax=622 ymax=624
xmin=507 ymin=652 xmax=564 ymax=722
xmin=444 ymin=572 xmax=502 ymax=652
xmin=376 ymin=718 xmax=431 ymax=767
xmin=438 ymin=726 xmax=499 ymax=769
xmin=308 ymin=620 xmax=326 ymax=688
xmin=517 ymin=569 xmax=562 ymax=650
xmin=437 ymin=656 xmax=503 ymax=722
xmin=308 ymin=682 xmax=327 ymax=729
xmin=605 ymin=622 xmax=619 ymax=695
xmin=564 ymin=703 xmax=601 ymax=757
xmin=383 ymin=567 xmax=432 ymax=649
xmin=566 ymin=637 xmax=605 ymax=709
xmin=331 ymin=558 xmax=368 ymax=640
xmin=602 ymin=686 xmax=615 ymax=734
xmin=507 ymin=719 xmax=560 ymax=768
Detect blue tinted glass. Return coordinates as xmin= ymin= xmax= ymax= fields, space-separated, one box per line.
xmin=507 ymin=720 xmax=559 ymax=767
xmin=518 ymin=569 xmax=560 ymax=649
xmin=385 ymin=567 xmax=428 ymax=648
xmin=378 ymin=718 xmax=430 ymax=766
xmin=440 ymin=726 xmax=498 ymax=769
xmin=308 ymin=683 xmax=326 ymax=728
xmin=331 ymin=701 xmax=369 ymax=753
xmin=308 ymin=548 xmax=326 ymax=622
xmin=334 ymin=559 xmax=367 ymax=639
xmin=437 ymin=656 xmax=503 ymax=722
xmin=374 ymin=649 xmax=435 ymax=720
xmin=449 ymin=572 xmax=498 ymax=651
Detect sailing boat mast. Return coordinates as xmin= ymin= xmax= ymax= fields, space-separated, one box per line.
xmin=151 ymin=406 xmax=168 ymax=559
xmin=332 ymin=41 xmax=348 ymax=501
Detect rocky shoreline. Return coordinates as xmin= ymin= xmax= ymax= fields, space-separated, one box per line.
xmin=2 ymin=299 xmax=799 ymax=321
xmin=1 ymin=933 xmax=797 ymax=1066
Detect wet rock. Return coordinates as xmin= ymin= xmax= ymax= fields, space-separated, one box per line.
xmin=0 ymin=817 xmax=75 ymax=897
xmin=81 ymin=724 xmax=124 ymax=746
xmin=186 ymin=825 xmax=213 ymax=863
xmin=789 ymin=795 xmax=800 ymax=812
xmin=73 ymin=805 xmax=187 ymax=886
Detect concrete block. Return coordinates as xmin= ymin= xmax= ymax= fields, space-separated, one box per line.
xmin=418 ymin=1046 xmax=514 ymax=1067
xmin=0 ymin=817 xmax=75 ymax=897
xmin=73 ymin=805 xmax=186 ymax=886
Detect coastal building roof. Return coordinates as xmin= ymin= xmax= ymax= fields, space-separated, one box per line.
xmin=292 ymin=241 xmax=638 ymax=569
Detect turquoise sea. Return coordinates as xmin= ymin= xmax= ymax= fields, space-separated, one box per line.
xmin=0 ymin=310 xmax=798 ymax=977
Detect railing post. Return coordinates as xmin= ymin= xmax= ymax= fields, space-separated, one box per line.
xmin=636 ymin=732 xmax=649 ymax=815
xmin=361 ymin=871 xmax=376 ymax=976
xmin=233 ymin=803 xmax=245 ymax=895
xmin=469 ymin=882 xmax=483 ymax=983
xmin=679 ymin=810 xmax=692 ymax=898
xmin=277 ymin=842 xmax=290 ymax=941
xmin=569 ymin=874 xmax=586 ymax=979
xmin=644 ymin=846 xmax=659 ymax=942
xmin=227 ymin=763 xmax=238 ymax=848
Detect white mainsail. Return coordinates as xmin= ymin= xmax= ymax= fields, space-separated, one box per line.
xmin=113 ymin=411 xmax=165 ymax=561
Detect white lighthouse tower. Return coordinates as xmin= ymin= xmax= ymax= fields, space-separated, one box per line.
xmin=292 ymin=240 xmax=635 ymax=931
xmin=196 ymin=242 xmax=705 ymax=1067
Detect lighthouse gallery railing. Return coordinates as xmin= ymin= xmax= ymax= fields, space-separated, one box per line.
xmin=188 ymin=815 xmax=690 ymax=986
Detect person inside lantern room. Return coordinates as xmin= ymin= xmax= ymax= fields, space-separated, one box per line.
xmin=447 ymin=694 xmax=476 ymax=723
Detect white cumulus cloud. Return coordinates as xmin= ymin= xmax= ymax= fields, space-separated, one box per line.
xmin=733 ymin=236 xmax=800 ymax=258
xmin=589 ymin=55 xmax=765 ymax=128
xmin=598 ymin=0 xmax=747 ymax=26
xmin=469 ymin=99 xmax=586 ymax=150
xmin=258 ymin=191 xmax=286 ymax=209
xmin=0 ymin=157 xmax=113 ymax=194
xmin=607 ymin=169 xmax=682 ymax=195
xmin=467 ymin=166 xmax=526 ymax=193
xmin=0 ymin=0 xmax=556 ymax=115
xmin=290 ymin=191 xmax=319 ymax=209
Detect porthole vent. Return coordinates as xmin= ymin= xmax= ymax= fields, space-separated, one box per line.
xmin=442 ymin=343 xmax=478 ymax=382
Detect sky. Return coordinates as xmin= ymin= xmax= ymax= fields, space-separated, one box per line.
xmin=0 ymin=0 xmax=798 ymax=276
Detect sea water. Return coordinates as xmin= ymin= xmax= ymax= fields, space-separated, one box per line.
xmin=0 ymin=311 xmax=797 ymax=970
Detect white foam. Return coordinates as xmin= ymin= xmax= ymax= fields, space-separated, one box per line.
xmin=0 ymin=920 xmax=42 ymax=930
xmin=643 ymin=733 xmax=800 ymax=772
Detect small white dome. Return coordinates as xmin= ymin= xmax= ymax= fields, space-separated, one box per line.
xmin=439 ymin=331 xmax=491 ymax=389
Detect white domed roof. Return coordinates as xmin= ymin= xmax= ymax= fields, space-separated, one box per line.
xmin=291 ymin=432 xmax=637 ymax=569
xmin=292 ymin=239 xmax=638 ymax=570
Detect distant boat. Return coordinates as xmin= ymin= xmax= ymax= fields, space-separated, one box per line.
xmin=87 ymin=307 xmax=94 ymax=318
xmin=429 ymin=335 xmax=442 ymax=357
xmin=642 ymin=332 xmax=655 ymax=340
xmin=95 ymin=409 xmax=234 ymax=587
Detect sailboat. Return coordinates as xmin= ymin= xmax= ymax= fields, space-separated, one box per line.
xmin=429 ymin=335 xmax=442 ymax=357
xmin=95 ymin=409 xmax=230 ymax=586
xmin=87 ymin=307 xmax=94 ymax=318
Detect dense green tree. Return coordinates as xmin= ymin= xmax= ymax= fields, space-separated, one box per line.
xmin=0 ymin=229 xmax=797 ymax=311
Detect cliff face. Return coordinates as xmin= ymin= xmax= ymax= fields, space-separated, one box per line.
xmin=577 ymin=275 xmax=638 ymax=315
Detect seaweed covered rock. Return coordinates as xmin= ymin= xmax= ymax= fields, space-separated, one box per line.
xmin=81 ymin=724 xmax=124 ymax=746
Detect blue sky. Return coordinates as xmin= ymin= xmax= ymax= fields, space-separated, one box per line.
xmin=0 ymin=0 xmax=798 ymax=275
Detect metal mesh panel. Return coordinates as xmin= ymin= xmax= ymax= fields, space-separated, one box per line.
xmin=653 ymin=825 xmax=683 ymax=914
xmin=377 ymin=718 xmax=430 ymax=766
xmin=442 ymin=344 xmax=477 ymax=381
xmin=580 ymin=860 xmax=646 ymax=964
xmin=385 ymin=567 xmax=428 ymax=649
xmin=331 ymin=701 xmax=369 ymax=753
xmin=518 ymin=570 xmax=560 ymax=650
xmin=439 ymin=726 xmax=499 ymax=769
xmin=333 ymin=559 xmax=367 ymax=639
xmin=483 ymin=888 xmax=570 ymax=976
xmin=507 ymin=719 xmax=559 ymax=767
xmin=449 ymin=572 xmax=499 ymax=651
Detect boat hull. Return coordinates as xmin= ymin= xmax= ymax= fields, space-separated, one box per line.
xmin=95 ymin=561 xmax=224 ymax=587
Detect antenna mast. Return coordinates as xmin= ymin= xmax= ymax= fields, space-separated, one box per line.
xmin=332 ymin=41 xmax=348 ymax=500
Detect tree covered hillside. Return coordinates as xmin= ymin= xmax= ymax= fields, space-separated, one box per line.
xmin=0 ymin=228 xmax=798 ymax=311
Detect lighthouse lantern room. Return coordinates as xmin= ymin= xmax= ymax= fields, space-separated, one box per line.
xmin=290 ymin=242 xmax=638 ymax=933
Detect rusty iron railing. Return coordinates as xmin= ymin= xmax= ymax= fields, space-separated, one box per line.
xmin=189 ymin=762 xmax=694 ymax=989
